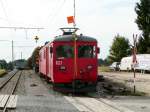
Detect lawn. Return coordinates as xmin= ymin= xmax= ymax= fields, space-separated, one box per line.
xmin=98 ymin=66 xmax=111 ymax=72
xmin=0 ymin=69 xmax=7 ymax=77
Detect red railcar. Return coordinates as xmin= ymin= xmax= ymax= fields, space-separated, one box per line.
xmin=39 ymin=28 xmax=99 ymax=92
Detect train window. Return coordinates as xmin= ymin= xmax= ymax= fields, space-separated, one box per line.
xmin=78 ymin=45 xmax=96 ymax=58
xmin=56 ymin=45 xmax=74 ymax=58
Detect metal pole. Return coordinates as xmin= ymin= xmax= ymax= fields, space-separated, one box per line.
xmin=72 ymin=0 xmax=77 ymax=94
xmin=73 ymin=0 xmax=76 ymax=27
xmin=12 ymin=40 xmax=14 ymax=69
xmin=133 ymin=68 xmax=136 ymax=93
xmin=21 ymin=52 xmax=22 ymax=60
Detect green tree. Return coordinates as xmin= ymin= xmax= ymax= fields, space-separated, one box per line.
xmin=98 ymin=58 xmax=110 ymax=66
xmin=7 ymin=61 xmax=13 ymax=70
xmin=0 ymin=60 xmax=7 ymax=69
xmin=135 ymin=0 xmax=150 ymax=53
xmin=27 ymin=57 xmax=32 ymax=69
xmin=109 ymin=35 xmax=131 ymax=63
xmin=27 ymin=46 xmax=41 ymax=69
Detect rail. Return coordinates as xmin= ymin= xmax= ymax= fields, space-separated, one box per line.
xmin=0 ymin=70 xmax=18 ymax=89
xmin=0 ymin=70 xmax=22 ymax=112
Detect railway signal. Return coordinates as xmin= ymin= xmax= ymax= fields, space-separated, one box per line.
xmin=34 ymin=36 xmax=39 ymax=43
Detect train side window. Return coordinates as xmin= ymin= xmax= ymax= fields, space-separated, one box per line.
xmin=56 ymin=45 xmax=74 ymax=59
xmin=78 ymin=45 xmax=96 ymax=58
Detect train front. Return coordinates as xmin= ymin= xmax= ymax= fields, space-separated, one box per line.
xmin=53 ymin=28 xmax=99 ymax=92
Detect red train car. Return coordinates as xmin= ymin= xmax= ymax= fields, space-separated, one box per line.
xmin=39 ymin=28 xmax=99 ymax=92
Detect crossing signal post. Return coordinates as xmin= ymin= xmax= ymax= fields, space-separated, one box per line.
xmin=132 ymin=34 xmax=138 ymax=94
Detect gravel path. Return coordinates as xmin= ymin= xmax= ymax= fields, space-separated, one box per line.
xmin=13 ymin=70 xmax=78 ymax=112
xmin=100 ymin=72 xmax=150 ymax=95
xmin=23 ymin=70 xmax=61 ymax=96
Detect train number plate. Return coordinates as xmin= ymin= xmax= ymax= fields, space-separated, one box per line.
xmin=56 ymin=61 xmax=62 ymax=65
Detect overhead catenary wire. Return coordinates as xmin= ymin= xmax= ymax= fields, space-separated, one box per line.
xmin=0 ymin=1 xmax=45 ymax=61
xmin=0 ymin=26 xmax=44 ymax=30
xmin=45 ymin=0 xmax=66 ymax=29
xmin=44 ymin=0 xmax=60 ymax=25
xmin=40 ymin=0 xmax=67 ymax=38
xmin=0 ymin=0 xmax=73 ymax=61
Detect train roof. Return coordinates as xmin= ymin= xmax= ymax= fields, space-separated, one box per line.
xmin=53 ymin=35 xmax=97 ymax=42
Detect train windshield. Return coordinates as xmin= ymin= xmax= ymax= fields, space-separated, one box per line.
xmin=78 ymin=45 xmax=96 ymax=58
xmin=56 ymin=45 xmax=74 ymax=59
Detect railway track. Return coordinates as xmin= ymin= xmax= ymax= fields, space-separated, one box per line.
xmin=0 ymin=70 xmax=18 ymax=90
xmin=0 ymin=70 xmax=22 ymax=112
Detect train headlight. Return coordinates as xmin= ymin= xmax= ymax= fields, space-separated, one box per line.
xmin=60 ymin=66 xmax=66 ymax=70
xmin=80 ymin=70 xmax=83 ymax=73
xmin=87 ymin=65 xmax=93 ymax=70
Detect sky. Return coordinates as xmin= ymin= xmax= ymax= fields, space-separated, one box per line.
xmin=0 ymin=0 xmax=141 ymax=62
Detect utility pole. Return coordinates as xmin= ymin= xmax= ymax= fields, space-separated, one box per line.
xmin=73 ymin=0 xmax=76 ymax=27
xmin=21 ymin=52 xmax=22 ymax=60
xmin=0 ymin=40 xmax=14 ymax=69
xmin=12 ymin=40 xmax=14 ymax=69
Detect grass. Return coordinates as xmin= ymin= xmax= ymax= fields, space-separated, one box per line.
xmin=98 ymin=66 xmax=111 ymax=72
xmin=0 ymin=69 xmax=7 ymax=77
